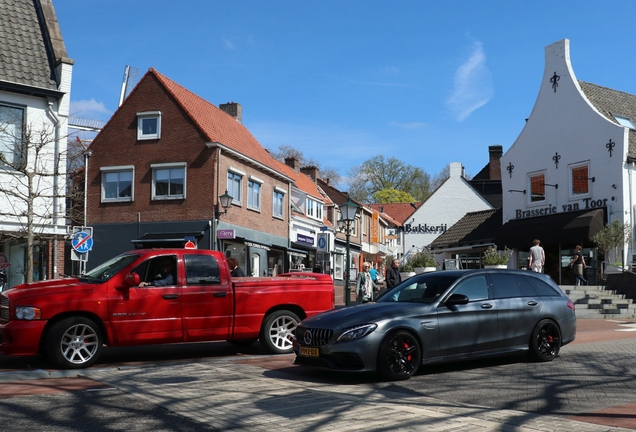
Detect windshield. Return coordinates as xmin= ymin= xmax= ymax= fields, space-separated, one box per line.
xmin=377 ymin=273 xmax=461 ymax=303
xmin=80 ymin=254 xmax=140 ymax=283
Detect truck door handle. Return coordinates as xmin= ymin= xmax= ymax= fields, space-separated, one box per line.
xmin=213 ymin=292 xmax=227 ymax=298
xmin=481 ymin=303 xmax=493 ymax=309
xmin=162 ymin=294 xmax=178 ymax=300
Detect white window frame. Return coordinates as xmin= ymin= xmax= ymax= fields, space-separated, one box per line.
xmin=248 ymin=175 xmax=263 ymax=211
xmin=527 ymin=170 xmax=546 ymax=205
xmin=151 ymin=162 xmax=186 ymax=200
xmin=273 ymin=187 xmax=286 ymax=219
xmin=569 ymin=162 xmax=592 ymax=199
xmin=0 ymin=103 xmax=24 ymax=168
xmin=100 ymin=165 xmax=135 ymax=202
xmin=137 ymin=111 xmax=161 ymax=140
xmin=306 ymin=198 xmax=323 ymax=221
xmin=227 ymin=168 xmax=244 ymax=205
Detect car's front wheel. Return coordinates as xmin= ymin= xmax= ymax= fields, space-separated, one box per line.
xmin=530 ymin=319 xmax=561 ymax=362
xmin=45 ymin=317 xmax=103 ymax=369
xmin=377 ymin=330 xmax=421 ymax=381
xmin=260 ymin=310 xmax=300 ymax=354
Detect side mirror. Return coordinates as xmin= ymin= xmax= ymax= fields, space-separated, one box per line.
xmin=122 ymin=272 xmax=140 ymax=289
xmin=445 ymin=293 xmax=469 ymax=306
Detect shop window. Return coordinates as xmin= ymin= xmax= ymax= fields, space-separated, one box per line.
xmin=152 ymin=163 xmax=185 ymax=200
xmin=529 ymin=173 xmax=545 ymax=203
xmin=248 ymin=177 xmax=262 ymax=211
xmin=0 ymin=104 xmax=24 ymax=168
xmin=227 ymin=170 xmax=243 ymax=205
xmin=137 ymin=111 xmax=161 ymax=140
xmin=571 ymin=164 xmax=590 ymax=196
xmin=101 ymin=166 xmax=134 ymax=202
xmin=273 ymin=189 xmax=285 ymax=219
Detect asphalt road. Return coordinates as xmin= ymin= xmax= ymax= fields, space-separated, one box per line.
xmin=1 ymin=319 xmax=636 ymax=430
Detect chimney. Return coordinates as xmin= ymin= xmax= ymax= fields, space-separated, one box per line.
xmin=300 ymin=166 xmax=319 ymax=183
xmin=488 ymin=145 xmax=503 ymax=180
xmin=285 ymin=157 xmax=300 ymax=171
xmin=219 ymin=102 xmax=242 ymax=124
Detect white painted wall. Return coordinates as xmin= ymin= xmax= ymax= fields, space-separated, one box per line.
xmin=404 ymin=162 xmax=493 ymax=254
xmin=501 ymin=39 xmax=631 ymax=263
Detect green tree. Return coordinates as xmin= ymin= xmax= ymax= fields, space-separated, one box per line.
xmin=592 ymin=220 xmax=632 ymax=264
xmin=346 ymin=155 xmax=432 ymax=203
xmin=372 ymin=188 xmax=415 ymax=203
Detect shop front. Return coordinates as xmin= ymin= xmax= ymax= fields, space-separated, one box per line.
xmin=496 ymin=208 xmax=605 ymax=284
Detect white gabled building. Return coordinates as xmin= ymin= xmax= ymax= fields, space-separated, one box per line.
xmin=405 ymin=162 xmax=493 ymax=264
xmin=497 ymin=39 xmax=636 ymax=285
xmin=0 ymin=0 xmax=73 ymax=287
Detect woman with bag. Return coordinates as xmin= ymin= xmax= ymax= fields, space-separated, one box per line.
xmin=356 ymin=262 xmax=378 ymax=303
xmin=569 ymin=245 xmax=587 ymax=285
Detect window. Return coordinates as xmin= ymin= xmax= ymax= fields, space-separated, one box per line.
xmin=307 ymin=198 xmax=322 ymax=220
xmin=101 ymin=166 xmax=134 ymax=202
xmin=489 ymin=274 xmax=521 ymax=299
xmin=613 ymin=114 xmax=636 ymax=129
xmin=0 ymin=104 xmax=24 ymax=167
xmin=248 ymin=176 xmax=262 ymax=211
xmin=227 ymin=170 xmax=243 ymax=205
xmin=152 ymin=163 xmax=185 ymax=200
xmin=137 ymin=111 xmax=161 ymax=140
xmin=529 ymin=172 xmax=545 ymax=203
xmin=273 ymin=189 xmax=285 ymax=218
xmin=571 ymin=164 xmax=590 ymax=196
xmin=185 ymin=254 xmax=220 ymax=285
xmin=451 ymin=275 xmax=489 ymax=302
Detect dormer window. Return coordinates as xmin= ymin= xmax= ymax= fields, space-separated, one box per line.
xmin=137 ymin=111 xmax=161 ymax=140
xmin=613 ymin=114 xmax=636 ymax=129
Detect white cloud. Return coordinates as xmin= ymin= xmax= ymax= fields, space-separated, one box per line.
xmin=70 ymin=98 xmax=111 ymax=118
xmin=446 ymin=41 xmax=494 ymax=121
xmin=389 ymin=121 xmax=428 ymax=130
xmin=222 ymin=37 xmax=235 ymax=50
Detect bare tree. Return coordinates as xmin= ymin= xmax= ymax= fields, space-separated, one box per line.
xmin=346 ymin=155 xmax=432 ymax=203
xmin=0 ymin=112 xmax=67 ymax=284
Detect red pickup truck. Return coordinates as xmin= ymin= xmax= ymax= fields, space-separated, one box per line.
xmin=0 ymin=249 xmax=334 ymax=369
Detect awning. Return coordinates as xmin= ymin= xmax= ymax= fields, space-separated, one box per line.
xmin=287 ymin=247 xmax=309 ymax=258
xmin=132 ymin=231 xmax=204 ymax=248
xmin=495 ymin=208 xmax=605 ymax=249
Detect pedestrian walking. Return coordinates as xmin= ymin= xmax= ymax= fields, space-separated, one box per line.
xmin=528 ymin=239 xmax=545 ymax=273
xmin=356 ymin=262 xmax=378 ymax=303
xmin=569 ymin=245 xmax=588 ymax=285
xmin=385 ymin=258 xmax=401 ymax=289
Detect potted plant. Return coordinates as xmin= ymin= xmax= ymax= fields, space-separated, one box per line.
xmin=592 ymin=221 xmax=632 ymax=273
xmin=409 ymin=251 xmax=437 ymax=273
xmin=399 ymin=260 xmax=415 ymax=280
xmin=481 ymin=245 xmax=512 ymax=268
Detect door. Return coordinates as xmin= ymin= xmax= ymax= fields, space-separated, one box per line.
xmin=109 ymin=255 xmax=183 ymax=345
xmin=488 ymin=273 xmax=543 ymax=348
xmin=181 ymin=253 xmax=233 ymax=341
xmin=437 ymin=275 xmax=498 ymax=357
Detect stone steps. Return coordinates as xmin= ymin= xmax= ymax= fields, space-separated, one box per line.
xmin=561 ymin=284 xmax=636 ymax=319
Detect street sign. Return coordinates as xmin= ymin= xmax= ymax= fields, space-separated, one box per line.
xmin=72 ymin=231 xmax=93 ymax=253
xmin=317 ymin=233 xmax=330 ymax=253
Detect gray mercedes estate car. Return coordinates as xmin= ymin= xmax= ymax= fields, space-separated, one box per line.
xmin=293 ymin=269 xmax=576 ymax=381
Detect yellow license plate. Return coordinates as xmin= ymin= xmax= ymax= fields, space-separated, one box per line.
xmin=300 ymin=346 xmax=319 ymax=357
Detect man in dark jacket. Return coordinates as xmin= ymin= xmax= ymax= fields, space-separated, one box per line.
xmin=385 ymin=259 xmax=401 ymax=289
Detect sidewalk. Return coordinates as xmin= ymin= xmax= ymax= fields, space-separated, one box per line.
xmin=80 ymin=358 xmax=633 ymax=432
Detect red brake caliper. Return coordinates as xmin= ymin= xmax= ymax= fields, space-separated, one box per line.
xmin=403 ymin=342 xmax=411 ymax=361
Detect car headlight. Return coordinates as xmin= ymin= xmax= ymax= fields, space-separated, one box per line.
xmin=14 ymin=307 xmax=42 ymax=320
xmin=337 ymin=324 xmax=377 ymax=342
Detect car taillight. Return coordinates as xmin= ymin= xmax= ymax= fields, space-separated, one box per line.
xmin=567 ymin=300 xmax=575 ymax=311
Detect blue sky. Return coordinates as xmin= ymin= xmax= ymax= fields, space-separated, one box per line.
xmin=56 ymin=1 xmax=636 ymax=185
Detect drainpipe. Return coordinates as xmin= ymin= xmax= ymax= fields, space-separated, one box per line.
xmin=46 ymin=99 xmax=62 ymax=278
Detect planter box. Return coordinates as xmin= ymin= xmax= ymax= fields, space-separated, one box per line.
xmin=400 ymin=271 xmax=416 ymax=280
xmin=605 ymin=265 xmax=626 ymax=274
xmin=484 ymin=265 xmax=508 ymax=269
xmin=414 ymin=267 xmax=436 ymax=274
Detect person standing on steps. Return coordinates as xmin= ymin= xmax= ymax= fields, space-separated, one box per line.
xmin=569 ymin=245 xmax=588 ymax=286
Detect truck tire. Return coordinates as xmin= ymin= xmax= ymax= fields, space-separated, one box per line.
xmin=259 ymin=310 xmax=300 ymax=354
xmin=45 ymin=317 xmax=103 ymax=369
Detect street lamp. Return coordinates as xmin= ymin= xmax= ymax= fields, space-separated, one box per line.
xmin=338 ymin=198 xmax=360 ymax=306
xmin=212 ymin=190 xmax=233 ymax=250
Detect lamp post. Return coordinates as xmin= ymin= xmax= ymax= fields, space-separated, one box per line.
xmin=212 ymin=190 xmax=233 ymax=251
xmin=338 ymin=198 xmax=360 ymax=306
